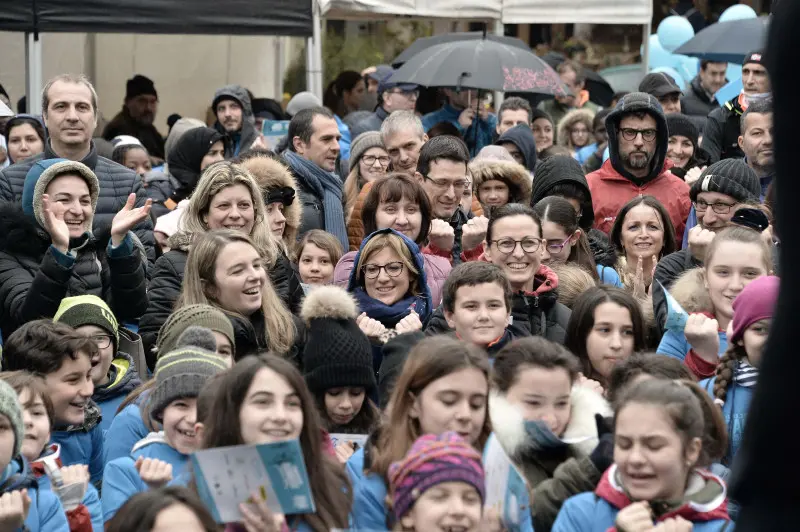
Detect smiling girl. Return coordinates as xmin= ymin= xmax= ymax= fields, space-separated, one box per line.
xmin=101 ymin=344 xmax=227 ymax=524
xmin=657 ymin=226 xmax=772 ymax=380
xmin=296 ymin=230 xmax=343 ymax=288
xmin=200 ymin=354 xmax=352 ymax=532
xmin=553 ymin=379 xmax=731 ymax=532
xmin=565 ymin=286 xmax=648 ymax=390
xmin=609 ymin=196 xmax=677 ymax=300
xmin=349 ymin=336 xmax=491 ymax=530
xmin=179 ymin=230 xmax=299 ymax=360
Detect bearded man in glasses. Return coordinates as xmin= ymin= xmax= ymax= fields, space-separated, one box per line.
xmin=585 ymin=92 xmax=691 ymax=237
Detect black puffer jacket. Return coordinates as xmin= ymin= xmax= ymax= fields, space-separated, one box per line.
xmin=425 ymin=265 xmax=571 ymax=343
xmin=0 ymin=141 xmax=156 ymax=269
xmin=0 ymin=204 xmax=148 ymax=340
xmin=139 ymin=232 xmax=303 ymax=368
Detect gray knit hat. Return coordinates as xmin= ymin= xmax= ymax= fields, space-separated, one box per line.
xmin=156 ymin=304 xmax=235 ymax=357
xmin=690 ymin=159 xmax=761 ymax=203
xmin=149 ymin=346 xmax=228 ymax=422
xmin=0 ymin=380 xmax=23 ymax=458
xmin=349 ymin=131 xmax=385 ymax=166
xmin=286 ymin=91 xmax=322 ymax=118
xmin=22 ymin=159 xmax=100 ymax=231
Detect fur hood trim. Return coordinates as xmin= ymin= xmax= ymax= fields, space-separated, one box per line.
xmin=300 ymin=285 xmax=358 ymax=323
xmin=468 ymin=159 xmax=533 ymax=205
xmin=669 ymin=267 xmax=713 ymax=314
xmin=489 ymin=383 xmax=611 ymax=458
xmin=166 ymin=231 xmax=193 ymax=252
xmin=557 ymin=108 xmax=596 ymax=149
xmin=238 ymin=155 xmax=302 ymax=248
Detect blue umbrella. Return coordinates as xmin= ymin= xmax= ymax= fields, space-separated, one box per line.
xmin=674 ymin=16 xmax=770 ymax=64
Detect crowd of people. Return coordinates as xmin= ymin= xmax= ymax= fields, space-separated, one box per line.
xmin=0 ymin=41 xmax=778 ymax=532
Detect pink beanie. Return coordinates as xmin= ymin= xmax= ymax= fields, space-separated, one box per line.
xmin=731 ymin=275 xmax=780 ymax=343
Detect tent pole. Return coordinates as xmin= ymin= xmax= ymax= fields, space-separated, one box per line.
xmin=306 ymin=36 xmax=315 ymax=94
xmin=25 ymin=32 xmax=43 ymax=116
xmin=493 ymin=19 xmax=504 ymax=111
xmin=642 ymin=21 xmax=651 ymax=78
xmin=312 ymin=2 xmax=324 ymax=99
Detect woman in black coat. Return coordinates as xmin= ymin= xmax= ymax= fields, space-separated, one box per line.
xmin=0 ymin=159 xmax=150 ymax=340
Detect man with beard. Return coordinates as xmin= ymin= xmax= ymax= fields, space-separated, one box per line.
xmin=102 ymin=75 xmax=164 ymax=163
xmin=585 ymin=92 xmax=691 ymax=235
xmin=211 ymin=85 xmax=258 ymax=159
xmin=652 ymin=158 xmax=761 ymax=332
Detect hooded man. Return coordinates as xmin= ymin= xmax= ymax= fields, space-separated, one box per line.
xmin=585 ymin=92 xmax=691 ymax=236
xmin=211 ymin=85 xmax=258 ymax=159
xmin=102 ymin=75 xmax=165 ymax=162
xmin=422 ymin=88 xmax=497 ymax=156
xmin=703 ymin=51 xmax=771 ymax=163
xmin=495 ymin=124 xmax=537 ymax=174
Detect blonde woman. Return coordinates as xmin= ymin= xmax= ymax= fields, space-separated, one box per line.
xmin=139 ymin=161 xmax=282 ymax=368
xmin=179 ymin=230 xmax=299 ymax=359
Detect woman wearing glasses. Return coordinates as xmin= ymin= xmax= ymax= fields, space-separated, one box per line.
xmin=347 ymin=228 xmax=433 ymax=371
xmin=344 ymin=131 xmax=390 ymax=223
xmin=609 ymin=195 xmax=677 ymax=301
xmin=534 ymin=196 xmax=623 ymax=287
xmin=482 ymin=203 xmax=572 ymax=342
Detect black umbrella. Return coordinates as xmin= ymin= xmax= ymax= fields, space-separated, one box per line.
xmin=392 ymin=32 xmax=531 ymax=68
xmin=541 ymin=51 xmax=615 ymax=107
xmin=675 ymin=16 xmax=770 ymax=64
xmin=389 ymin=38 xmax=569 ymax=96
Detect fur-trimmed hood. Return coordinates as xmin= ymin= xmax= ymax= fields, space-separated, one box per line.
xmin=669 ymin=266 xmax=713 ymax=314
xmin=489 ymin=383 xmax=612 ymax=459
xmin=469 ymin=159 xmax=532 ymax=207
xmin=238 ymin=155 xmax=302 ymax=248
xmin=166 ymin=231 xmax=193 ymax=253
xmin=557 ymin=108 xmax=595 ymax=150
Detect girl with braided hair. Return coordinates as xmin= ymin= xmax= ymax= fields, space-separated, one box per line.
xmin=701 ymin=275 xmax=779 ymax=465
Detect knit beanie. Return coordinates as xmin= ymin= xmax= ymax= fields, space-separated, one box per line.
xmin=531 ymin=108 xmax=554 ymax=127
xmin=731 ymin=275 xmax=779 ymax=343
xmin=54 ymin=295 xmax=119 ymax=350
xmin=22 ymin=159 xmax=100 ymax=229
xmin=743 ymin=50 xmax=765 ymax=68
xmin=301 ymin=286 xmax=376 ymax=396
xmin=349 ymin=131 xmax=385 ymax=166
xmin=389 ymin=432 xmax=485 ymax=521
xmin=125 ymin=75 xmax=158 ymax=101
xmin=689 ymin=159 xmax=761 ymax=203
xmin=286 ymin=92 xmax=322 ymax=118
xmin=0 ymin=381 xmax=23 ymax=458
xmin=149 ymin=345 xmax=228 ymax=422
xmin=666 ymin=114 xmax=699 ymax=148
xmin=156 ymin=304 xmax=235 ymax=357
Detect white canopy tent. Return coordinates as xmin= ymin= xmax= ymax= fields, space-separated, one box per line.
xmin=501 ymin=0 xmax=652 ymax=25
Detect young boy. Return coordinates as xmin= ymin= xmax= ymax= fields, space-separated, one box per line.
xmin=442 ymin=261 xmax=516 ymax=355
xmin=0 ymin=371 xmax=104 ymax=531
xmin=3 ymin=320 xmax=104 ymax=487
xmin=0 ymin=378 xmax=70 ymax=531
xmin=54 ymin=295 xmax=142 ymax=433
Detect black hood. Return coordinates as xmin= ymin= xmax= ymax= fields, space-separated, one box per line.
xmin=167 ymin=127 xmax=224 ymax=188
xmin=605 ymin=92 xmax=669 ymax=185
xmin=495 ymin=124 xmax=537 ymax=172
xmin=530 ymin=155 xmax=595 ymax=230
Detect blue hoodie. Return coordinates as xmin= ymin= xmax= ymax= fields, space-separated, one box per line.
xmin=0 ymin=456 xmax=69 ymax=532
xmin=50 ymin=403 xmax=105 ymax=487
xmin=347 ymin=447 xmax=391 ymax=530
xmin=93 ymin=353 xmax=142 ymax=434
xmin=701 ymin=375 xmax=753 ymax=465
xmin=101 ymin=432 xmax=189 ymax=523
xmin=103 ymin=396 xmax=150 ymax=464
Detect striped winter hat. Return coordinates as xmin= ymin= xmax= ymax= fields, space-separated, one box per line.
xmin=389 ymin=432 xmax=485 ymax=520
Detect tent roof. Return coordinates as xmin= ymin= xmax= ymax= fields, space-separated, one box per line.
xmin=0 ymin=0 xmax=312 ymax=36
xmin=317 ymin=0 xmax=501 ymax=20
xmin=501 ymin=0 xmax=652 ymax=25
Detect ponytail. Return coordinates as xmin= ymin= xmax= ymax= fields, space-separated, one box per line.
xmin=712 ymin=343 xmax=747 ymax=407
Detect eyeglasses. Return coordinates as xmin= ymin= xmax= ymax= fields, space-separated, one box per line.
xmin=389 ymin=89 xmax=420 ymax=100
xmin=620 ymin=128 xmax=658 ymax=142
xmin=424 ymin=176 xmax=469 ymax=193
xmin=546 ymin=237 xmax=572 ymax=254
xmin=491 ymin=237 xmax=542 ymax=254
xmin=693 ymin=200 xmax=737 ymax=214
xmin=362 ymin=261 xmax=405 ymax=279
xmin=362 ymin=155 xmax=391 ymax=167
xmin=89 ymin=334 xmax=113 ymax=349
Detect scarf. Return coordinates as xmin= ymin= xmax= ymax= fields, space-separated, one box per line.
xmin=283 ymin=150 xmax=348 ymax=249
xmin=352 ymin=288 xmax=428 ymax=329
xmin=56 ymin=400 xmax=102 ymax=433
xmin=734 ymin=359 xmax=758 ymax=388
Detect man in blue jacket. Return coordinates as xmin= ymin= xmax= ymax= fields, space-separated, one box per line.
xmin=423 ymin=88 xmax=497 ymax=156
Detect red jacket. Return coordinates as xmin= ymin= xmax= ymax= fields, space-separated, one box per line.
xmin=586 ymin=159 xmax=692 ymax=237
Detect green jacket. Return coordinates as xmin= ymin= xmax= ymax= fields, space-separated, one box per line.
xmin=489 ymin=385 xmax=611 ymax=532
